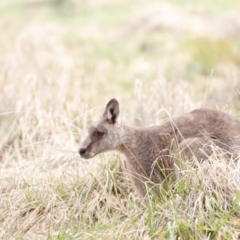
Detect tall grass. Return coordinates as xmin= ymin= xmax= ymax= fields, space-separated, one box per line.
xmin=0 ymin=0 xmax=240 ymax=239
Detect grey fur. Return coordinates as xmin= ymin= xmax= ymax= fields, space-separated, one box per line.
xmin=79 ymin=99 xmax=240 ymax=196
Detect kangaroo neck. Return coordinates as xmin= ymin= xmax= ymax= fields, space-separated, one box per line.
xmin=117 ymin=123 xmax=175 ymax=163
xmin=117 ymin=124 xmax=140 ymax=155
xmin=117 ymin=124 xmax=155 ymax=161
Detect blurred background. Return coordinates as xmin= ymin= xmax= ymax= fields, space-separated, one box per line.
xmin=1 ymin=1 xmax=240 ymax=238
xmin=1 ymin=0 xmax=240 ymax=163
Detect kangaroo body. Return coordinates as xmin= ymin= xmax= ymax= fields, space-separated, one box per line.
xmin=79 ymin=99 xmax=240 ymax=196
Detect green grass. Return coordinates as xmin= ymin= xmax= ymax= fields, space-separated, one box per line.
xmin=185 ymin=38 xmax=240 ymax=76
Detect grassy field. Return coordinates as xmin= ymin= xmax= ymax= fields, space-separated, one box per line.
xmin=1 ymin=0 xmax=240 ymax=239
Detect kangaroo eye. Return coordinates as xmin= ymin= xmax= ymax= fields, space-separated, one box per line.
xmin=96 ymin=131 xmax=105 ymax=137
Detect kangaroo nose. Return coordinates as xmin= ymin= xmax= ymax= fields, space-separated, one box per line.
xmin=79 ymin=148 xmax=86 ymax=156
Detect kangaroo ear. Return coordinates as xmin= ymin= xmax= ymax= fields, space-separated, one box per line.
xmin=103 ymin=98 xmax=119 ymax=123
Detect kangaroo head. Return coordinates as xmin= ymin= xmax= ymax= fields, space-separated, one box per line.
xmin=79 ymin=98 xmax=123 ymax=159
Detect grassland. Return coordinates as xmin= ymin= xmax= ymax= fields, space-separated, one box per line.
xmin=0 ymin=0 xmax=240 ymax=239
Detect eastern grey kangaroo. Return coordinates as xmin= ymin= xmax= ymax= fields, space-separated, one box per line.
xmin=79 ymin=99 xmax=240 ymax=197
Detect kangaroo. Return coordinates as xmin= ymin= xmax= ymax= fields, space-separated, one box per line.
xmin=79 ymin=99 xmax=240 ymax=197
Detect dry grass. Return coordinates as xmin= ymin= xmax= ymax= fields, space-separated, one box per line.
xmin=1 ymin=0 xmax=240 ymax=239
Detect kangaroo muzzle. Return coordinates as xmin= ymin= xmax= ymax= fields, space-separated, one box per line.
xmin=79 ymin=148 xmax=86 ymax=156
